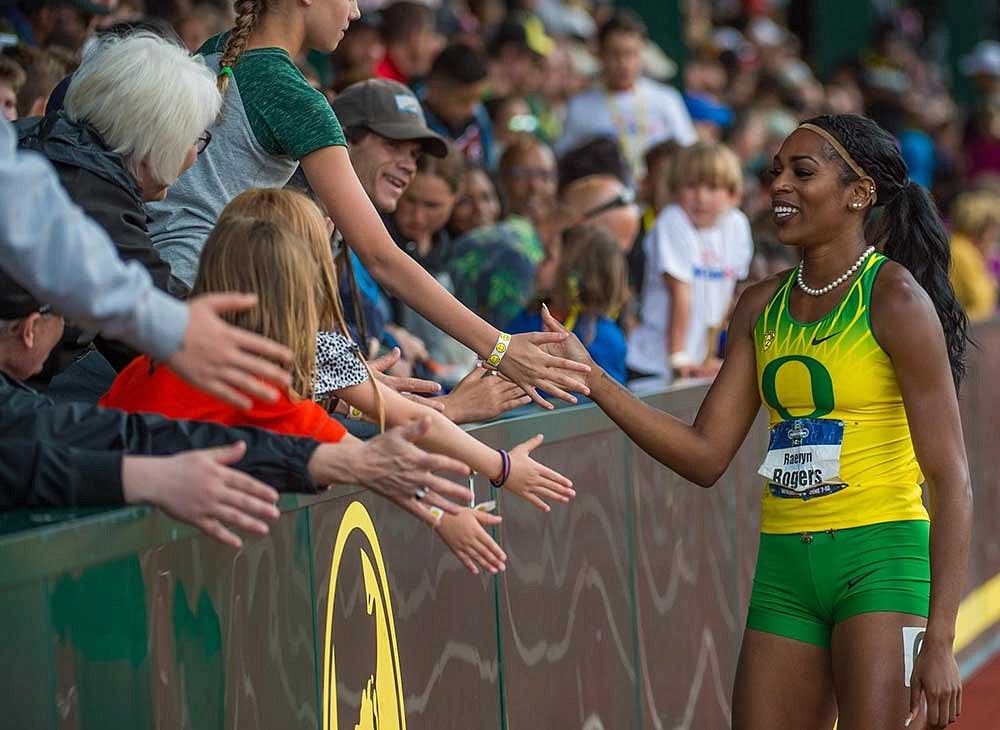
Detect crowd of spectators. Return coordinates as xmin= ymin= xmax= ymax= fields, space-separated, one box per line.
xmin=0 ymin=0 xmax=997 ymax=545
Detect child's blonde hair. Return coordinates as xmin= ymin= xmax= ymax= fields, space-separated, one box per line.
xmin=668 ymin=141 xmax=743 ymax=197
xmin=192 ymin=218 xmax=320 ymax=399
xmin=210 ymin=188 xmax=385 ymax=428
xmin=554 ymin=223 xmax=627 ymax=344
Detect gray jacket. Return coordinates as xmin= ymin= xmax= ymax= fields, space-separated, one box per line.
xmin=0 ymin=117 xmax=187 ymax=362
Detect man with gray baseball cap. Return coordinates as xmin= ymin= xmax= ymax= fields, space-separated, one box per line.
xmin=328 ymin=79 xmax=450 ymax=370
xmin=332 ymin=78 xmax=447 ymax=213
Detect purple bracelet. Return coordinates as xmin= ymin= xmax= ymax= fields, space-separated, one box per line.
xmin=490 ymin=449 xmax=511 ymax=489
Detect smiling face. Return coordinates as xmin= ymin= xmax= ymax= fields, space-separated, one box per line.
xmin=348 ymin=132 xmax=422 ymax=213
xmin=304 ymin=0 xmax=361 ymax=53
xmin=769 ymin=129 xmax=872 ymax=247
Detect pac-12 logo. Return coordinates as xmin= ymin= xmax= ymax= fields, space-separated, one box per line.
xmin=322 ymin=501 xmax=406 ymax=730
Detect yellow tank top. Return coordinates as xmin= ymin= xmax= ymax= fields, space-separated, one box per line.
xmin=752 ymin=253 xmax=928 ymax=533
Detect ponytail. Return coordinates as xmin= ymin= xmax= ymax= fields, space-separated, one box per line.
xmin=873 ymin=180 xmax=969 ymax=387
xmin=803 ymin=114 xmax=970 ymax=389
xmin=217 ymin=0 xmax=266 ymax=94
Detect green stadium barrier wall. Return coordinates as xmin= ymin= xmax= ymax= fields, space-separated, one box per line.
xmin=2 ymin=319 xmax=998 ymax=730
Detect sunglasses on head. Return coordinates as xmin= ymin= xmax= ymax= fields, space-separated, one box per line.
xmin=581 ymin=188 xmax=636 ymax=219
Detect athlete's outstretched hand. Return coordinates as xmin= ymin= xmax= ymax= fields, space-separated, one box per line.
xmin=435 ymin=507 xmax=506 ymax=575
xmin=538 ymin=304 xmax=596 ymax=376
xmin=503 ymin=434 xmax=576 ymax=512
xmin=497 ymin=331 xmax=591 ymax=410
xmin=906 ymin=637 xmax=961 ymax=728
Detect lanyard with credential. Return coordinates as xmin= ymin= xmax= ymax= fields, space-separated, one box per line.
xmin=605 ymin=86 xmax=647 ymax=176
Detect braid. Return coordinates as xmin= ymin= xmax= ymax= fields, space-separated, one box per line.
xmin=218 ymin=0 xmax=265 ymax=93
xmin=804 ymin=114 xmax=970 ymax=388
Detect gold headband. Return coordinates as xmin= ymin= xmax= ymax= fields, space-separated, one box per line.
xmin=798 ymin=123 xmax=876 ymax=203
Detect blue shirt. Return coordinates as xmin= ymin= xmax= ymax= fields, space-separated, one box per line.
xmin=508 ymin=309 xmax=628 ymax=385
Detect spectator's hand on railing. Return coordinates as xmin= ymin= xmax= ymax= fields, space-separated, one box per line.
xmin=307 ymin=417 xmax=472 ymax=525
xmin=369 ymin=346 xmax=445 ymax=412
xmin=437 ymin=367 xmax=532 ymax=424
xmin=498 ymin=332 xmax=591 ymax=409
xmin=503 ymin=434 xmax=575 ymax=512
xmin=434 ymin=507 xmax=506 ymax=575
xmin=122 ymin=441 xmax=281 ymax=549
xmin=168 ymin=293 xmax=294 ymax=410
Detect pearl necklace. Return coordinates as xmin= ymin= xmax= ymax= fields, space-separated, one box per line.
xmin=796 ymin=246 xmax=875 ymax=297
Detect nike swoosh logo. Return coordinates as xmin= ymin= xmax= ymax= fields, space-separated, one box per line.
xmin=811 ymin=331 xmax=843 ymax=346
xmin=847 ymin=570 xmax=877 ymax=590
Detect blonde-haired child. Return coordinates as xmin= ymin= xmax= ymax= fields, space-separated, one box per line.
xmin=626 ymin=141 xmax=752 ymax=382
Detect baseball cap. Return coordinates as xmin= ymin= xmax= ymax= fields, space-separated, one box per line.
xmin=0 ymin=269 xmax=48 ymax=320
xmin=331 ymin=79 xmax=448 ymax=158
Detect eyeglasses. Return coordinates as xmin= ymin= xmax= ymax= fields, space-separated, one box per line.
xmin=196 ymin=130 xmax=213 ymax=155
xmin=582 ymin=189 xmax=636 ymax=219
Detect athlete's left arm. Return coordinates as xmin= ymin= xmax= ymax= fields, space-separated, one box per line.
xmin=871 ymin=263 xmax=971 ymax=728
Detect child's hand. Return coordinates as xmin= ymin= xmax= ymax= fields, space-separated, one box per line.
xmin=435 ymin=507 xmax=506 ymax=575
xmin=503 ymin=434 xmax=576 ymax=512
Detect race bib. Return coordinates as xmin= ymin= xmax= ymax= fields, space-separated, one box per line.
xmin=757 ymin=418 xmax=846 ymax=500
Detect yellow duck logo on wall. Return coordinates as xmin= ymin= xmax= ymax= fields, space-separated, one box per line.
xmin=322 ymin=501 xmax=406 ymax=730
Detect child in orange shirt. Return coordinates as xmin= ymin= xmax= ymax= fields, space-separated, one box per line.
xmin=103 ymin=191 xmax=575 ymax=575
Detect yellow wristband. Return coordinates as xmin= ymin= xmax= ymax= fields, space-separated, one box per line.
xmin=485 ymin=332 xmax=512 ymax=370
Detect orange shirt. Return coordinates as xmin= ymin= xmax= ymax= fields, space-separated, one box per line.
xmin=100 ymin=356 xmax=348 ymax=443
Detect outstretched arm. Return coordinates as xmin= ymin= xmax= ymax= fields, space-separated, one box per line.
xmin=540 ymin=281 xmax=767 ymax=486
xmin=301 ymin=146 xmax=591 ymax=409
xmin=871 ymin=265 xmax=971 ymax=730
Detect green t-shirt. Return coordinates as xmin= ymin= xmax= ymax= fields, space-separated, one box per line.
xmin=199 ymin=33 xmax=345 ymax=158
xmin=148 ymin=32 xmax=346 ymax=286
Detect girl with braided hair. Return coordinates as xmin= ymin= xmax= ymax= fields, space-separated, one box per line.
xmin=540 ymin=113 xmax=971 ymax=729
xmin=145 ymin=0 xmax=590 ymax=411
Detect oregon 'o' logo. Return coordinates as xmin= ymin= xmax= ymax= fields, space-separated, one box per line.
xmin=322 ymin=501 xmax=406 ymax=730
xmin=760 ymin=355 xmax=836 ymax=421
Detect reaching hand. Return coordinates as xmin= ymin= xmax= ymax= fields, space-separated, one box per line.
xmin=122 ymin=441 xmax=281 ymax=549
xmin=496 ymin=330 xmax=591 ymax=410
xmin=538 ymin=304 xmax=596 ymax=374
xmin=368 ymin=347 xmax=445 ymax=412
xmin=502 ymin=434 xmax=575 ymax=512
xmin=167 ymin=293 xmax=293 ymax=410
xmin=438 ymin=367 xmax=533 ymax=423
xmin=310 ymin=417 xmax=472 ymax=525
xmin=435 ymin=507 xmax=506 ymax=575
xmin=907 ymin=637 xmax=961 ymax=728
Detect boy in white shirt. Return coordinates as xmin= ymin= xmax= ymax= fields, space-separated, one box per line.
xmin=626 ymin=142 xmax=752 ymax=382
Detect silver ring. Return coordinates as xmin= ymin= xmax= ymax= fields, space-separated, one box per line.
xmin=415 ymin=487 xmax=428 ymax=501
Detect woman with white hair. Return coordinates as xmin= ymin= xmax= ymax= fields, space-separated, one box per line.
xmin=17 ymin=31 xmax=222 ymax=384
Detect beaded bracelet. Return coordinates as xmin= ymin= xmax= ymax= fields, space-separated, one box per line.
xmin=490 ymin=449 xmax=511 ymax=489
xmin=484 ymin=332 xmax=512 ymax=371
